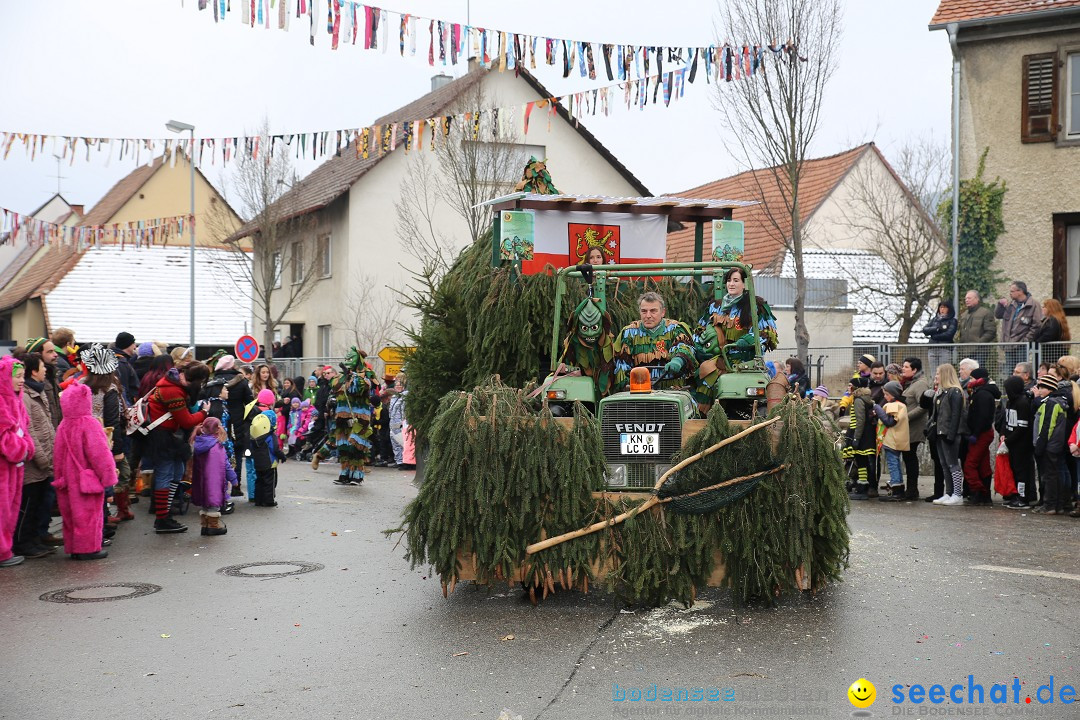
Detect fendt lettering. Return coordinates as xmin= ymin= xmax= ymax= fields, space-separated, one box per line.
xmin=614 ymin=423 xmax=666 ymax=433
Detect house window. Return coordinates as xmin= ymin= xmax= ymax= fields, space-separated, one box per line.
xmin=291 ymin=242 xmax=304 ymax=284
xmin=318 ymin=325 xmax=332 ymax=356
xmin=1052 ymin=213 xmax=1080 ymax=307
xmin=317 ymin=234 xmax=332 ymax=278
xmin=271 ymin=252 xmax=282 ymax=289
xmin=1021 ymin=52 xmax=1058 ymax=143
xmin=1068 ymin=52 xmax=1080 ymax=138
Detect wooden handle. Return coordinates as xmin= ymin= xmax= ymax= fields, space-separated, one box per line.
xmin=526 ymin=417 xmax=781 ymax=555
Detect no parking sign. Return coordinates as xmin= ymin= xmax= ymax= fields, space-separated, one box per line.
xmin=235 ymin=335 xmax=260 ymax=364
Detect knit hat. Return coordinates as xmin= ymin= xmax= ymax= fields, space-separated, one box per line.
xmin=215 ymin=355 xmax=236 ymax=372
xmin=81 ymin=343 xmax=118 ymax=375
xmin=858 ymin=354 xmax=876 ymax=368
xmin=256 ymin=389 xmax=276 ymax=406
xmin=1037 ymin=374 xmax=1058 ymax=392
xmin=136 ymin=342 xmax=156 ymax=358
xmin=300 ymin=399 xmax=310 ymax=408
xmin=851 ymin=376 xmax=870 ymax=388
xmin=970 ymin=367 xmax=989 ymax=381
xmin=885 ymin=363 xmax=902 ymax=377
xmin=291 ymin=397 xmax=301 ymax=407
xmin=812 ymin=385 xmax=829 ymax=399
xmin=115 ymin=332 xmax=136 ymax=350
xmin=199 ymin=416 xmax=223 ymax=436
xmin=24 ymin=337 xmax=46 ymax=353
xmin=883 ymin=381 xmax=904 ymax=399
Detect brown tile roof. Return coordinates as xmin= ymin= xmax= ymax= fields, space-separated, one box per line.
xmin=78 ymin=157 xmax=165 ymax=227
xmin=0 ymin=244 xmax=83 ymax=313
xmin=666 ymin=144 xmax=871 ymax=271
xmin=930 ymin=0 xmax=1080 ymax=27
xmin=232 ymin=66 xmax=649 ymax=239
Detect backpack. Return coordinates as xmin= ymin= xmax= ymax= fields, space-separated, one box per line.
xmin=125 ymin=388 xmax=172 ymax=435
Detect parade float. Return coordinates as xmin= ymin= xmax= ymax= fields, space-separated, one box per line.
xmin=389 ymin=167 xmax=849 ymax=607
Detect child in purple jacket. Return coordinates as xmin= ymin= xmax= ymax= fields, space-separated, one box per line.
xmin=191 ymin=417 xmax=235 ymax=537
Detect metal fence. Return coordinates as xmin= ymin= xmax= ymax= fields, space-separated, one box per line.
xmin=769 ymin=342 xmax=1052 ymax=394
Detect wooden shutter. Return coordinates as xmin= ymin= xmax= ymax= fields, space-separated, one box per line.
xmin=1021 ymin=52 xmax=1059 ymax=143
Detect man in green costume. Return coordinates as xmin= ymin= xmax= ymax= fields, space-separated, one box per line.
xmin=612 ymin=292 xmax=698 ymax=392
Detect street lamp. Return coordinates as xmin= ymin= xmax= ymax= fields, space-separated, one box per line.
xmin=166 ymin=119 xmax=196 ymax=352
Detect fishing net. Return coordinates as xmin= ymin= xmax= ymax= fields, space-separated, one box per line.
xmin=657 ymin=463 xmax=783 ymax=515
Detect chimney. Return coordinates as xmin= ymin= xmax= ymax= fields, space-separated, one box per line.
xmin=431 ymin=74 xmax=453 ymax=92
xmin=70 ymin=205 xmax=84 ymax=217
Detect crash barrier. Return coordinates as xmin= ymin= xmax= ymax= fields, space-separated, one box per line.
xmin=769 ymin=342 xmax=1056 ymax=395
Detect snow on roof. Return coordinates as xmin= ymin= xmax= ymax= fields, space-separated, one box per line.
xmin=43 ymin=246 xmax=252 ymax=345
xmin=778 ymin=248 xmax=933 ymax=344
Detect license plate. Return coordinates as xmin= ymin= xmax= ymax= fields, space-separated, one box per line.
xmin=620 ymin=433 xmax=659 ymax=455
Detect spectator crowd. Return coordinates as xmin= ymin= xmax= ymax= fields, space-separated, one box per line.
xmin=0 ymin=329 xmax=410 ymax=568
xmin=798 ymin=281 xmax=1080 ymax=518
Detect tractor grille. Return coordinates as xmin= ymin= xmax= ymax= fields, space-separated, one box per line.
xmin=601 ymin=400 xmax=681 ymax=489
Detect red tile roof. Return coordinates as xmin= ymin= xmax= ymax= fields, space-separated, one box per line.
xmin=666 ymin=145 xmax=871 ymax=271
xmin=0 ymin=244 xmax=83 ymax=313
xmin=930 ymin=0 xmax=1080 ymax=27
xmin=78 ymin=157 xmax=165 ymax=227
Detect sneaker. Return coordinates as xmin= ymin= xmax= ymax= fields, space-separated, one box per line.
xmin=940 ymin=495 xmax=964 ymax=506
xmin=1006 ymin=500 xmax=1030 ymax=509
xmin=221 ymin=502 xmax=235 ymax=515
xmin=333 ymin=478 xmax=352 ymax=486
xmin=0 ymin=555 xmax=24 ymax=567
xmin=879 ymin=493 xmax=906 ymax=502
xmin=153 ymin=517 xmax=188 ymax=534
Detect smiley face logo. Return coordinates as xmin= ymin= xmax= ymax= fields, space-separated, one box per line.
xmin=847 ymin=678 xmax=876 ymax=708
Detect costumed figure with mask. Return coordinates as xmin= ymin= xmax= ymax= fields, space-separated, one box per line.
xmin=613 ymin=292 xmax=698 ymax=392
xmin=558 ymin=294 xmax=615 ymax=397
xmin=315 ymin=347 xmax=373 ymax=487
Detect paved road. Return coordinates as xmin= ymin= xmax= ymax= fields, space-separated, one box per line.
xmin=1 ymin=464 xmax=1077 ymax=720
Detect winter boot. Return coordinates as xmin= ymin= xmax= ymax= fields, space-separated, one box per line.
xmin=202 ymin=512 xmax=227 ymax=537
xmin=114 ymin=488 xmax=135 ymax=521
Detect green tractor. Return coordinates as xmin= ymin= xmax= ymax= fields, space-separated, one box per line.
xmin=543 ymin=261 xmax=773 ymax=490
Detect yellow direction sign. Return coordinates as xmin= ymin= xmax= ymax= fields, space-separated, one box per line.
xmin=378 ymin=346 xmax=414 ymax=379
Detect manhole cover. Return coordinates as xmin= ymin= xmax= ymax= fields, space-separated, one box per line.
xmin=39 ymin=582 xmax=162 ymax=604
xmin=217 ymin=561 xmax=324 ymax=579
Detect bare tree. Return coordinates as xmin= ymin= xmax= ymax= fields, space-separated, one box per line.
xmin=209 ymin=120 xmax=323 ymax=359
xmin=714 ymin=0 xmax=843 ymax=361
xmin=395 ymin=81 xmax=529 ymax=278
xmin=338 ymin=277 xmax=406 ymax=369
xmin=836 ymin=140 xmax=948 ymax=342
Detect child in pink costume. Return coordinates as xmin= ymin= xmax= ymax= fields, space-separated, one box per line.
xmin=53 ymin=383 xmax=116 ymax=560
xmin=0 ymin=356 xmax=34 ymax=567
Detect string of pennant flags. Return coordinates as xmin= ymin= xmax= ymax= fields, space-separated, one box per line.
xmin=0 ymin=206 xmax=193 ymax=251
xmin=1 ymin=48 xmax=772 ymax=169
xmin=186 ymin=0 xmax=806 ymax=81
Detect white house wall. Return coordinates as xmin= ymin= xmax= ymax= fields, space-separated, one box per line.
xmin=277 ymin=70 xmax=645 ymax=358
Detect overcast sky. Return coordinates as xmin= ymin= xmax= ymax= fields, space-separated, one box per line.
xmin=0 ymin=0 xmax=950 ymax=217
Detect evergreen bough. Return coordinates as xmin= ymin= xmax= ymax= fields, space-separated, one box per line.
xmin=389 ymin=380 xmax=850 ymax=608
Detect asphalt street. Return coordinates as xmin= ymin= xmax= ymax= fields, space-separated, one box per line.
xmin=1 ymin=463 xmax=1077 ymax=720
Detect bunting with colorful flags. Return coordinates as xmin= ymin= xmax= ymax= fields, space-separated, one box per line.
xmin=0 ymin=206 xmax=192 ymax=250
xmin=184 ymin=1 xmax=806 ymax=82
xmin=0 ymin=58 xmax=728 ymax=167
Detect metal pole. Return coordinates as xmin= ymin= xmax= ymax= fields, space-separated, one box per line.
xmin=948 ymin=23 xmax=961 ymax=312
xmin=189 ymin=128 xmax=196 ymax=352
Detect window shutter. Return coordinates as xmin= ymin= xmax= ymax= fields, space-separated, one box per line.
xmin=1021 ymin=52 xmax=1059 ymax=143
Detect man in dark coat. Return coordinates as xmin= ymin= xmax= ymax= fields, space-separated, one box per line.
xmin=112 ymin=331 xmax=140 ymax=405
xmin=955 ymin=290 xmax=997 ymax=343
xmin=963 ymin=368 xmax=1001 ymax=505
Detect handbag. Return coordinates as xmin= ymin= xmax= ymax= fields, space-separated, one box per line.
xmin=993 ymin=445 xmax=1016 ymax=498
